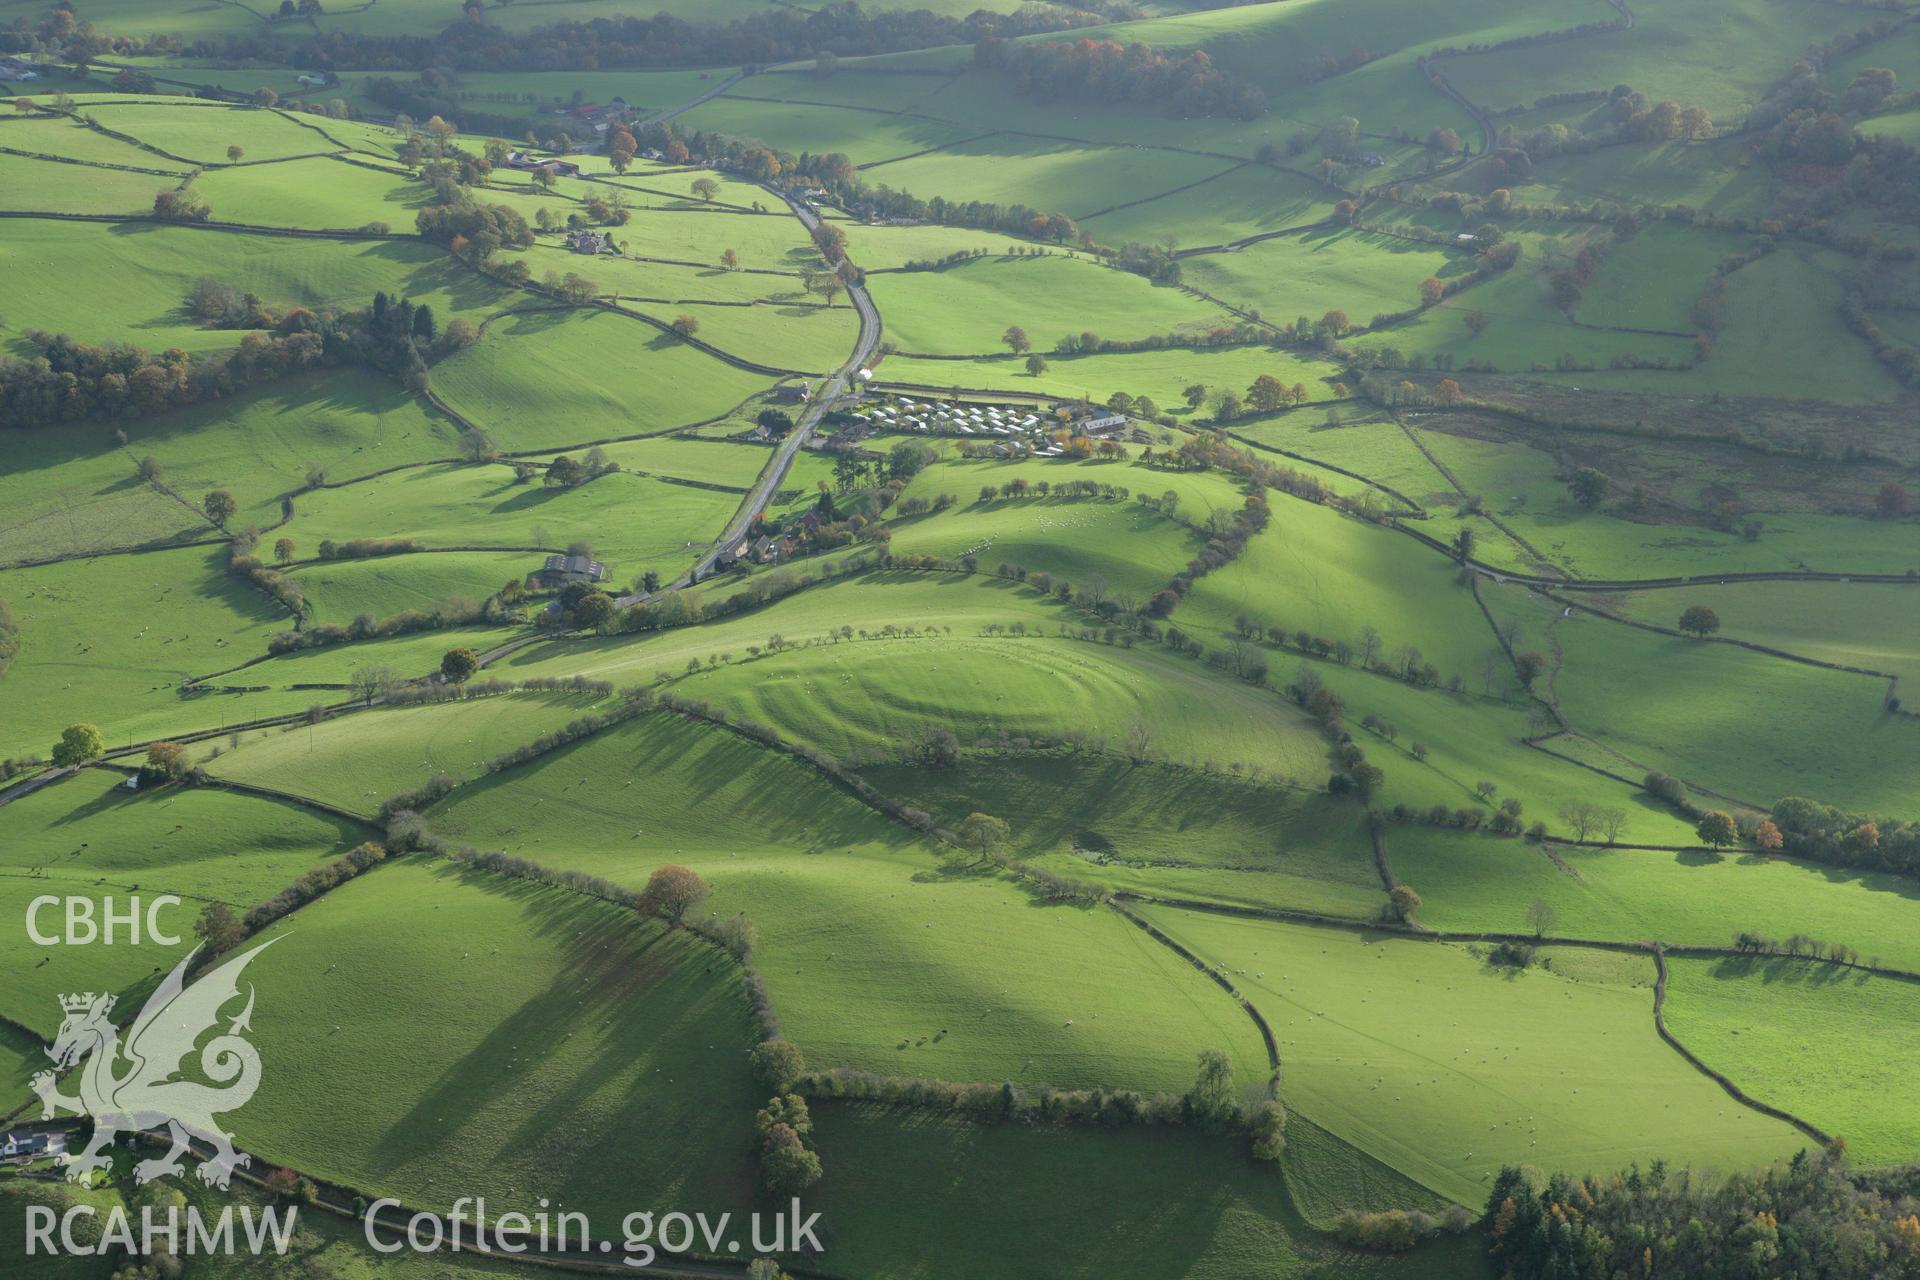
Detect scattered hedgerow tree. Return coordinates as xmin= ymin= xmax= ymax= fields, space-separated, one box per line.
xmin=637 ymin=864 xmax=710 ymax=924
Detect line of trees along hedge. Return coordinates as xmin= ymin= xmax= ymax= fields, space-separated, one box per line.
xmin=450 ymin=847 xmax=757 ymax=966
xmin=2 ymin=288 xmax=464 ymax=429
xmin=972 ymin=35 xmax=1268 ymax=120
xmin=1 ymin=328 xmax=331 ymax=429
xmin=1483 ymin=1150 xmax=1920 ymax=1278
xmin=376 ymin=692 xmax=653 ymax=817
xmin=1770 ymin=795 xmax=1920 ymax=875
xmin=243 ymin=841 xmax=391 ymax=934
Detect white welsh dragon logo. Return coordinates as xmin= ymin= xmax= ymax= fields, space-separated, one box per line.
xmin=31 ymin=939 xmax=278 ymax=1188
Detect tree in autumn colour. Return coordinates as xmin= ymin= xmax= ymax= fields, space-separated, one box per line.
xmin=1419 ymin=276 xmax=1446 ymax=306
xmin=1002 ymin=325 xmax=1031 ymax=355
xmin=1852 ymin=822 xmax=1881 ymax=852
xmin=143 ymin=740 xmax=189 ymax=781
xmin=1877 ymin=482 xmax=1910 ymax=518
xmin=638 ymin=864 xmax=710 ymax=924
xmin=1388 ymin=884 xmax=1422 ymax=922
xmin=439 ymin=647 xmax=479 ymax=683
xmin=1754 ymin=819 xmax=1784 ymax=850
xmin=1465 ymin=310 xmax=1492 ymax=337
xmin=1435 ymin=378 xmax=1462 ymax=402
xmin=1247 ymin=373 xmax=1290 ymax=412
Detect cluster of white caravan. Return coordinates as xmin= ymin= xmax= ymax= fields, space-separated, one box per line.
xmin=861 ymin=399 xmax=1047 ymax=439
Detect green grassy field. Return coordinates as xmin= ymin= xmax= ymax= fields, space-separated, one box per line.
xmin=0 ymin=152 xmax=177 ymax=214
xmin=1138 ymin=909 xmax=1809 ymax=1204
xmin=5 ymin=23 xmax=1920 ymax=1277
xmin=191 ymin=154 xmax=433 ymax=229
xmin=0 ymin=427 xmax=209 ymax=567
xmin=243 ymin=624 xmax=517 ymax=687
xmin=283 ymin=548 xmax=535 ymax=623
xmin=1175 ymin=487 xmax=1510 ymax=686
xmin=1441 ymin=0 xmax=1853 ymax=118
xmin=206 ymin=691 xmax=610 ymax=815
xmin=1388 ymin=827 xmax=1920 ymax=972
xmin=0 ymin=110 xmax=196 ymax=169
xmin=281 ymin=461 xmax=739 ymax=583
xmin=1506 ymin=137 xmax=1774 ymax=223
xmin=1 ymin=221 xmax=501 ymax=365
xmin=0 ymin=766 xmax=360 ymax=1062
xmin=1281 ymin=1113 xmax=1460 ymax=1228
xmin=1575 ymin=222 xmax=1740 ymax=333
xmin=624 ymin=296 xmax=860 ymax=373
xmin=1612 ymin=580 xmax=1920 ymax=691
xmin=426 ymin=711 xmax=1274 ymax=1094
xmin=124 ymin=370 xmax=473 ymax=536
xmin=0 ymin=546 xmax=310 ymax=758
xmin=1487 ymin=583 xmax=1920 ymax=817
xmin=1662 ymin=955 xmax=1920 ymax=1167
xmin=1231 ymin=415 xmax=1450 ymax=507
xmin=561 ymin=435 xmax=771 ymax=487
xmin=78 ymin=102 xmax=343 ymax=163
xmin=862 ymin=753 xmax=1388 ymax=919
xmin=1181 ymin=228 xmax=1456 ymax=327
xmin=236 ymin=858 xmax=763 ymax=1223
xmin=677 ymin=94 xmax=983 ymax=165
xmin=672 ymin=634 xmax=1335 ymax=777
xmin=843 ymin=222 xmax=1048 ymax=270
xmin=876 ymin=345 xmax=1342 ymax=408
xmin=867 ymin=135 xmax=1234 ymax=222
xmin=806 ymin=1102 xmax=1487 ymax=1280
xmin=429 ymin=308 xmax=777 ymax=451
xmin=869 ymin=253 xmax=1236 ymax=356
xmin=535 ymin=250 xmax=807 ymax=306
xmin=1077 ymin=164 xmax=1337 ymax=250
xmin=593 ymin=205 xmax=825 ymax=269
xmin=887 ymin=458 xmax=1232 ymax=595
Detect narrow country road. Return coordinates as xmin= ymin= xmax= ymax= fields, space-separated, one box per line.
xmin=645 ymin=189 xmax=881 ymax=594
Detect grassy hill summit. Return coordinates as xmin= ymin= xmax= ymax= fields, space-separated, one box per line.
xmin=4 ymin=0 xmax=1920 ymax=1276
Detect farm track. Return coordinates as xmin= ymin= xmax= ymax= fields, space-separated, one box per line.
xmin=1389 ymin=413 xmax=1562 ymax=571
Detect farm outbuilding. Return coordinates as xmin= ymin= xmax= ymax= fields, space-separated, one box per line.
xmin=536 ymin=554 xmax=607 ymax=586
